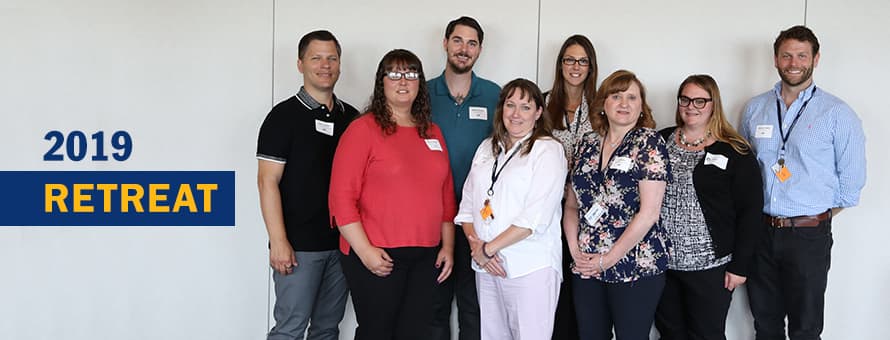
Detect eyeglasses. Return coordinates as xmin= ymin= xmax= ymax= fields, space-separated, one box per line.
xmin=678 ymin=96 xmax=713 ymax=109
xmin=385 ymin=71 xmax=419 ymax=81
xmin=562 ymin=57 xmax=590 ymax=66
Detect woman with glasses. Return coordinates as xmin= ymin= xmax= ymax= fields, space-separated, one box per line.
xmin=545 ymin=34 xmax=598 ymax=166
xmin=329 ymin=49 xmax=456 ymax=339
xmin=654 ymin=75 xmax=763 ymax=340
xmin=455 ymin=79 xmax=567 ymax=339
xmin=564 ymin=70 xmax=671 ymax=340
xmin=543 ymin=34 xmax=598 ymax=340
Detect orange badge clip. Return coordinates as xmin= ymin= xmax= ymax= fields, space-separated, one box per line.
xmin=480 ymin=199 xmax=494 ymax=220
xmin=776 ymin=166 xmax=791 ymax=182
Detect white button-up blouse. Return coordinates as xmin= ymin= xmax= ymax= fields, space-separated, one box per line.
xmin=454 ymin=135 xmax=567 ymax=279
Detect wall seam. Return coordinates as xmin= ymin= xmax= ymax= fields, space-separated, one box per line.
xmin=535 ymin=0 xmax=542 ymax=83
xmin=267 ymin=0 xmax=275 ymax=335
xmin=804 ymin=0 xmax=809 ymax=25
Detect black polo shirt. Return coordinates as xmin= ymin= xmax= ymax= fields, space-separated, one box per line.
xmin=256 ymin=87 xmax=358 ymax=251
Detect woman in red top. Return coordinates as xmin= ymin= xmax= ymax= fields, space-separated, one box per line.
xmin=329 ymin=49 xmax=456 ymax=340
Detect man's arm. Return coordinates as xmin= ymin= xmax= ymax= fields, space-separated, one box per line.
xmin=833 ymin=105 xmax=867 ymax=210
xmin=258 ymin=159 xmax=296 ymax=275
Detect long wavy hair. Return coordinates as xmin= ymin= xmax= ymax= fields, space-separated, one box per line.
xmin=675 ymin=74 xmax=751 ymax=154
xmin=491 ymin=79 xmax=553 ymax=157
xmin=546 ymin=35 xmax=598 ymax=130
xmin=365 ymin=49 xmax=432 ymax=138
xmin=590 ymin=70 xmax=655 ymax=135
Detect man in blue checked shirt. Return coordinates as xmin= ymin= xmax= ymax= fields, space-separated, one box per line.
xmin=739 ymin=25 xmax=866 ymax=340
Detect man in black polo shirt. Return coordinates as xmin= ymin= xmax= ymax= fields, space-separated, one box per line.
xmin=256 ymin=30 xmax=358 ymax=340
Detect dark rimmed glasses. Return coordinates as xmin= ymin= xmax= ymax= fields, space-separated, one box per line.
xmin=678 ymin=96 xmax=713 ymax=109
xmin=562 ymin=57 xmax=590 ymax=66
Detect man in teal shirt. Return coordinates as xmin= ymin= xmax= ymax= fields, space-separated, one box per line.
xmin=429 ymin=16 xmax=501 ymax=340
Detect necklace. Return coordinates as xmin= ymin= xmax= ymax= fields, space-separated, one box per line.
xmin=678 ymin=129 xmax=711 ymax=147
xmin=605 ymin=132 xmax=623 ymax=148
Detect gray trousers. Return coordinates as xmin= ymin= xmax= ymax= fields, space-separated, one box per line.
xmin=268 ymin=249 xmax=349 ymax=340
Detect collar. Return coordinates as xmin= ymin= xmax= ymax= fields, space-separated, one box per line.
xmin=772 ymin=81 xmax=817 ymax=105
xmin=431 ymin=71 xmax=482 ymax=98
xmin=295 ymin=86 xmax=344 ymax=112
xmin=500 ymin=132 xmax=534 ymax=154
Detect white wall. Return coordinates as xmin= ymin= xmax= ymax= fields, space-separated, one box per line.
xmin=2 ymin=0 xmax=887 ymax=339
xmin=1 ymin=0 xmax=271 ymax=339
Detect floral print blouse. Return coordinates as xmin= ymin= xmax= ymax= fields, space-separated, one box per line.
xmin=548 ymin=93 xmax=592 ymax=166
xmin=570 ymin=127 xmax=672 ymax=283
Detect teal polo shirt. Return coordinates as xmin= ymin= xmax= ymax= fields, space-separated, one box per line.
xmin=429 ymin=71 xmax=501 ymax=202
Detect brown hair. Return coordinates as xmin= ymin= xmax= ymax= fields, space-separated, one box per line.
xmin=675 ymin=74 xmax=751 ymax=154
xmin=590 ymin=70 xmax=654 ymax=134
xmin=545 ymin=35 xmax=598 ymax=130
xmin=365 ymin=49 xmax=432 ymax=138
xmin=774 ymin=25 xmax=820 ymax=56
xmin=491 ymin=79 xmax=553 ymax=157
xmin=298 ymin=30 xmax=341 ymax=59
xmin=445 ymin=16 xmax=484 ymax=44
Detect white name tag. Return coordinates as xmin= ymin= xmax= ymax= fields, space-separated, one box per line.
xmin=469 ymin=106 xmax=488 ymax=120
xmin=704 ymin=152 xmax=729 ymax=170
xmin=755 ymin=125 xmax=773 ymax=139
xmin=425 ymin=139 xmax=443 ymax=151
xmin=610 ymin=156 xmax=633 ymax=172
xmin=584 ymin=203 xmax=606 ymax=225
xmin=315 ymin=120 xmax=334 ymax=136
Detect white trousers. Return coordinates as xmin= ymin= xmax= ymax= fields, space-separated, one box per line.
xmin=476 ymin=267 xmax=560 ymax=340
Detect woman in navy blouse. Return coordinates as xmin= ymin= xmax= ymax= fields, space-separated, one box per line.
xmin=564 ymin=70 xmax=671 ymax=340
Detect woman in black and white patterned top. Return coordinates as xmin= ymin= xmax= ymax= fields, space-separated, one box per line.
xmin=655 ymin=75 xmax=763 ymax=340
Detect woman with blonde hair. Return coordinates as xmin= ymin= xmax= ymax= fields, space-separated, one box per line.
xmin=655 ymin=74 xmax=763 ymax=340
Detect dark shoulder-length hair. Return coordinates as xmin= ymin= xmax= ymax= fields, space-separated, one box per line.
xmin=546 ymin=34 xmax=598 ymax=130
xmin=590 ymin=70 xmax=655 ymax=135
xmin=491 ymin=78 xmax=553 ymax=157
xmin=365 ymin=49 xmax=432 ymax=138
xmin=675 ymin=74 xmax=751 ymax=154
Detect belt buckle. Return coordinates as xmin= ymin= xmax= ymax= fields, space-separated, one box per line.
xmin=773 ymin=216 xmax=789 ymax=228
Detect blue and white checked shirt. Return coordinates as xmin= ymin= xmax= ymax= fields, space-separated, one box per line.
xmin=740 ymin=82 xmax=866 ymax=217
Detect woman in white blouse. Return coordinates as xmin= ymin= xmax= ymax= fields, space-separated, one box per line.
xmin=454 ymin=78 xmax=567 ymax=339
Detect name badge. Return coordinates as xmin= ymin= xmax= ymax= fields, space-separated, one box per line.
xmin=610 ymin=156 xmax=633 ymax=172
xmin=704 ymin=152 xmax=729 ymax=170
xmin=584 ymin=203 xmax=607 ymax=226
xmin=771 ymin=163 xmax=792 ymax=182
xmin=469 ymin=106 xmax=488 ymax=120
xmin=315 ymin=120 xmax=334 ymax=136
xmin=425 ymin=139 xmax=443 ymax=151
xmin=755 ymin=125 xmax=773 ymax=139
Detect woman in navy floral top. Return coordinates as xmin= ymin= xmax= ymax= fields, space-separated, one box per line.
xmin=564 ymin=70 xmax=671 ymax=340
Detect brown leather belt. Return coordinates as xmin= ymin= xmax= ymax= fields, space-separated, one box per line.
xmin=764 ymin=210 xmax=831 ymax=228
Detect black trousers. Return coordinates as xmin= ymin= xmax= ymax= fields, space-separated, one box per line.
xmin=654 ymin=265 xmax=733 ymax=340
xmin=431 ymin=227 xmax=480 ymax=340
xmin=747 ymin=218 xmax=833 ymax=340
xmin=341 ymin=246 xmax=438 ymax=340
xmin=573 ymin=274 xmax=665 ymax=340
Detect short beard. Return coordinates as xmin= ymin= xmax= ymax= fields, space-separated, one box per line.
xmin=779 ymin=67 xmax=813 ymax=87
xmin=447 ymin=59 xmax=473 ymax=74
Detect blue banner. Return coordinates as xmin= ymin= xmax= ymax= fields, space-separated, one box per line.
xmin=0 ymin=171 xmax=235 ymax=226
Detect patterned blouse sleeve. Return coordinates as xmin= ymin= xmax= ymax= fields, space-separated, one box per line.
xmin=633 ymin=129 xmax=671 ymax=182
